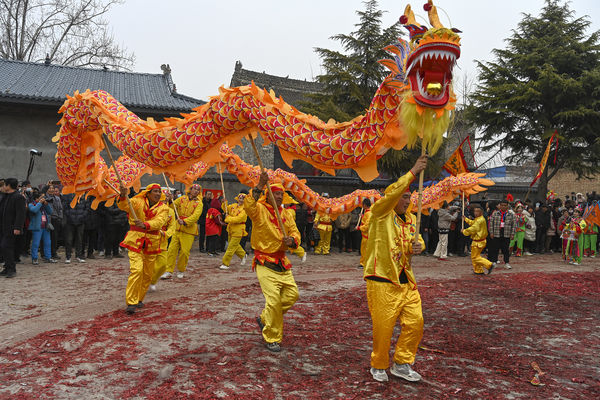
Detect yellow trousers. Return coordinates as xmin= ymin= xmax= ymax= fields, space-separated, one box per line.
xmin=166 ymin=231 xmax=195 ymax=272
xmin=471 ymin=242 xmax=492 ymax=274
xmin=366 ymin=280 xmax=423 ymax=369
xmin=291 ymin=245 xmax=305 ymax=259
xmin=126 ymin=251 xmax=157 ymax=306
xmin=256 ymin=263 xmax=299 ymax=344
xmin=315 ymin=230 xmax=332 ymax=254
xmin=222 ymin=235 xmax=246 ymax=266
xmin=151 ymin=249 xmax=168 ymax=285
xmin=360 ymin=236 xmax=368 ymax=267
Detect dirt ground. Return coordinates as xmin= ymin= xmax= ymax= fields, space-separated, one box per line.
xmin=0 ymin=246 xmax=598 ymax=399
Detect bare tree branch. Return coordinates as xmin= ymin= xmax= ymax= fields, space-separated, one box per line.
xmin=0 ymin=0 xmax=133 ymax=70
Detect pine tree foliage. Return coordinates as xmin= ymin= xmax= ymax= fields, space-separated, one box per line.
xmin=466 ymin=0 xmax=600 ymax=198
xmin=301 ymin=0 xmax=400 ymax=122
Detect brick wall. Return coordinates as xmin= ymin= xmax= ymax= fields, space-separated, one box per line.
xmin=548 ymin=170 xmax=600 ymax=199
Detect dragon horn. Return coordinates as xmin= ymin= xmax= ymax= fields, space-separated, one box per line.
xmin=426 ymin=0 xmax=444 ymax=29
xmin=403 ymin=5 xmax=419 ymax=26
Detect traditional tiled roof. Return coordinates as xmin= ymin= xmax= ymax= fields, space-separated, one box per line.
xmin=0 ymin=58 xmax=204 ymax=112
xmin=229 ymin=61 xmax=322 ymax=108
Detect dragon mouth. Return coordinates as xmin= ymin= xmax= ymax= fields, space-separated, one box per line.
xmin=406 ymin=42 xmax=460 ymax=108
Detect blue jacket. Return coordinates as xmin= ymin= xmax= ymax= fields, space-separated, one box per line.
xmin=28 ymin=201 xmax=53 ymax=231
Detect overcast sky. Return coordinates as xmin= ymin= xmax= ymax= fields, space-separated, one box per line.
xmin=107 ymin=0 xmax=599 ymax=102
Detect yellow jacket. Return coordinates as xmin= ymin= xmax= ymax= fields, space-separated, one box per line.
xmin=363 ymin=171 xmax=424 ymax=288
xmin=315 ymin=212 xmax=333 ymax=232
xmin=244 ymin=190 xmax=301 ymax=268
xmin=359 ymin=209 xmax=372 ymax=238
xmin=172 ymin=195 xmax=203 ymax=235
xmin=463 ymin=216 xmax=489 ymax=246
xmin=160 ymin=207 xmax=177 ymax=251
xmin=118 ymin=196 xmax=169 ymax=254
xmin=225 ymin=202 xmax=248 ymax=237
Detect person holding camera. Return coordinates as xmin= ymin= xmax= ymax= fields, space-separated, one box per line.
xmin=28 ymin=191 xmax=56 ymax=265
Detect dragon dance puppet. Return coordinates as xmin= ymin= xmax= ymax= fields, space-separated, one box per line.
xmin=53 ymin=1 xmax=489 ymax=215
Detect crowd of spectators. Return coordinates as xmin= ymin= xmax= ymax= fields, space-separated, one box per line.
xmin=2 ymin=175 xmax=598 ymax=278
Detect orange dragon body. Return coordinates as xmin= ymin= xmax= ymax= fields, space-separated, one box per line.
xmin=54 ymin=2 xmax=478 ymax=210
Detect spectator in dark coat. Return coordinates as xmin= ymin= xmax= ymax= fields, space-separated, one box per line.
xmin=0 ymin=178 xmax=26 ymax=278
xmin=83 ymin=197 xmax=100 ymax=259
xmin=46 ymin=185 xmax=64 ymax=260
xmin=535 ymin=204 xmax=551 ymax=254
xmin=61 ymin=193 xmax=88 ymax=263
xmin=101 ymin=201 xmax=128 ymax=259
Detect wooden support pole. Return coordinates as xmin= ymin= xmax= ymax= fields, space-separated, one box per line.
xmin=247 ymin=135 xmax=287 ymax=236
xmin=101 ymin=135 xmax=138 ymax=220
xmin=161 ymin=173 xmax=180 ymax=220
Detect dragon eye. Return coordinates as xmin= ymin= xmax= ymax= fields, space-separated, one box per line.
xmin=451 ymin=28 xmax=462 ymax=33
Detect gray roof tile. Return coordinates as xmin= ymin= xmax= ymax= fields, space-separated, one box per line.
xmin=0 ymin=58 xmax=204 ymax=112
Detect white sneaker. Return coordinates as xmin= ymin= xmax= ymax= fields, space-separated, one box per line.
xmin=160 ymin=272 xmax=172 ymax=279
xmin=301 ymin=253 xmax=307 ymax=263
xmin=370 ymin=367 xmax=388 ymax=382
xmin=219 ymin=264 xmax=230 ymax=270
xmin=240 ymin=254 xmax=247 ymax=266
xmin=524 ymin=251 xmax=533 ymax=256
xmin=176 ymin=272 xmax=184 ymax=278
xmin=149 ymin=284 xmax=156 ymax=292
xmin=505 ymin=263 xmax=512 ymax=270
xmin=390 ymin=363 xmax=422 ymax=382
xmin=77 ymin=258 xmax=86 ymax=263
xmin=65 ymin=258 xmax=71 ymax=264
xmin=98 ymin=251 xmax=105 ymax=257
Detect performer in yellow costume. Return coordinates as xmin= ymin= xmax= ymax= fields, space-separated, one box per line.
xmin=314 ymin=198 xmax=333 ymax=255
xmin=118 ymin=184 xmax=169 ymax=315
xmin=462 ymin=204 xmax=494 ymax=275
xmin=359 ymin=198 xmax=372 ymax=269
xmin=219 ymin=191 xmax=249 ymax=270
xmin=164 ymin=184 xmax=203 ymax=278
xmin=363 ymin=155 xmax=427 ymax=383
xmin=244 ymin=171 xmax=301 ymax=353
xmin=149 ymin=189 xmax=178 ymax=291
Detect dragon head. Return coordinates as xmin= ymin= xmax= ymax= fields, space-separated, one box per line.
xmin=381 ymin=1 xmax=461 ymax=108
xmin=378 ymin=1 xmax=461 ymax=154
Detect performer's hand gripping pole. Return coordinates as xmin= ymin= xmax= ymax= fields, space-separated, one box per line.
xmin=248 ymin=134 xmax=287 ymax=236
xmin=218 ymin=163 xmax=228 ymax=215
xmin=101 ymin=135 xmax=138 ymax=220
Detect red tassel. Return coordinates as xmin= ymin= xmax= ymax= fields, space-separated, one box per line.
xmin=553 ymin=135 xmax=559 ymax=165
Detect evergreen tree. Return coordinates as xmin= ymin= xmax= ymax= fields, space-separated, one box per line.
xmin=466 ymin=0 xmax=600 ymax=200
xmin=301 ymin=0 xmax=400 ymax=123
xmin=301 ymin=0 xmax=446 ymax=179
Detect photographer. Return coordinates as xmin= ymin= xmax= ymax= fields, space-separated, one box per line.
xmin=28 ymin=191 xmax=56 ymax=264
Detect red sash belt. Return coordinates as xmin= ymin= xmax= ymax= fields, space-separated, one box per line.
xmin=472 ymin=238 xmax=486 ymax=242
xmin=129 ymin=225 xmax=159 ymax=235
xmin=319 ymin=222 xmax=332 ymax=225
xmin=253 ymin=249 xmax=291 ymax=271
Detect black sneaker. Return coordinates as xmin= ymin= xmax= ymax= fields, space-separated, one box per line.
xmin=125 ymin=305 xmax=137 ymax=314
xmin=6 ymin=271 xmax=16 ymax=278
xmin=487 ymin=262 xmax=496 ymax=275
xmin=265 ymin=342 xmax=281 ymax=352
xmin=136 ymin=301 xmax=144 ymax=308
xmin=256 ymin=316 xmax=265 ymax=333
xmin=0 ymin=269 xmax=7 ymax=276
